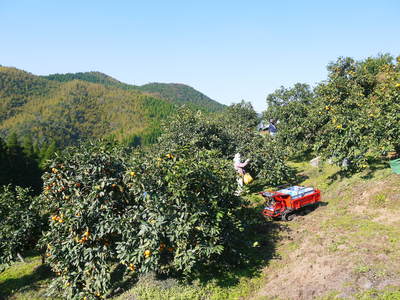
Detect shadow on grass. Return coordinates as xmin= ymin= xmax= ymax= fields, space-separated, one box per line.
xmin=249 ymin=169 xmax=307 ymax=194
xmin=292 ymin=173 xmax=310 ymax=185
xmin=289 ymin=151 xmax=314 ymax=163
xmin=360 ymin=161 xmax=391 ymax=180
xmin=318 ymin=201 xmax=329 ymax=207
xmin=326 ymin=160 xmax=389 ymax=183
xmin=191 ymin=206 xmax=287 ymax=288
xmin=0 ymin=263 xmax=53 ymax=300
xmin=109 ymin=207 xmax=287 ymax=298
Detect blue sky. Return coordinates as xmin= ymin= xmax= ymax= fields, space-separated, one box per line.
xmin=1 ymin=0 xmax=399 ymax=112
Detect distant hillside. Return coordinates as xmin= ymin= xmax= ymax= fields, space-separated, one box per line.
xmin=0 ymin=67 xmax=183 ymax=147
xmin=0 ymin=67 xmax=57 ymax=121
xmin=44 ymin=72 xmax=225 ymax=112
xmin=137 ymin=83 xmax=223 ymax=112
xmin=45 ymin=71 xmax=123 ymax=87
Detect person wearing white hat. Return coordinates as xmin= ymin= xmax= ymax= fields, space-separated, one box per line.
xmin=233 ymin=153 xmax=250 ymax=195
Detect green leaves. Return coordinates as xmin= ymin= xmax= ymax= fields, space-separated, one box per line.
xmin=0 ymin=185 xmax=43 ymax=269
xmin=312 ymin=54 xmax=400 ymax=171
xmin=158 ymin=104 xmax=295 ymax=187
xmin=40 ymin=141 xmax=250 ymax=298
xmin=264 ymin=83 xmax=316 ymax=157
xmin=40 ymin=141 xmax=129 ymax=298
xmin=265 ymin=54 xmax=400 ymax=172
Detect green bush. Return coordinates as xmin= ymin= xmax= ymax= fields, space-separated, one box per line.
xmin=120 ymin=148 xmax=247 ymax=274
xmin=263 ymin=83 xmax=316 ymax=157
xmin=236 ymin=136 xmax=296 ymax=186
xmin=40 ymin=142 xmax=249 ymax=299
xmin=158 ymin=105 xmax=295 ymax=186
xmin=40 ymin=142 xmax=130 ymax=299
xmin=312 ymin=55 xmax=400 ymax=171
xmin=264 ymin=54 xmax=400 ymax=172
xmin=0 ymin=185 xmax=42 ymax=270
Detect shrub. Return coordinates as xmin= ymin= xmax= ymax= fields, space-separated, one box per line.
xmin=264 ymin=54 xmax=400 ymax=172
xmin=119 ymin=148 xmax=247 ymax=275
xmin=263 ymin=83 xmax=316 ymax=157
xmin=312 ymin=54 xmax=400 ymax=171
xmin=40 ymin=142 xmax=249 ymax=299
xmin=236 ymin=136 xmax=296 ymax=186
xmin=0 ymin=185 xmax=42 ymax=270
xmin=158 ymin=105 xmax=295 ymax=187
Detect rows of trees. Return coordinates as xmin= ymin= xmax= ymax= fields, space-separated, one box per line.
xmin=159 ymin=103 xmax=295 ymax=185
xmin=0 ymin=100 xmax=295 ymax=299
xmin=2 ymin=53 xmax=399 ymax=299
xmin=38 ymin=103 xmax=295 ymax=299
xmin=1 ymin=66 xmax=220 ymax=150
xmin=0 ymin=133 xmax=58 ymax=193
xmin=0 ymin=133 xmax=57 ymax=269
xmin=265 ymin=54 xmax=400 ymax=172
xmin=44 ymin=72 xmax=225 ymax=113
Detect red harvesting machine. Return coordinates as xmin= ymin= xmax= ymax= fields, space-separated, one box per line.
xmin=261 ymin=186 xmax=321 ymax=221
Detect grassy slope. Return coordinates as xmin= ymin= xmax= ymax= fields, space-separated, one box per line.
xmin=252 ymin=162 xmax=400 ymax=300
xmin=0 ymin=256 xmax=57 ymax=300
xmin=2 ymin=163 xmax=400 ymax=300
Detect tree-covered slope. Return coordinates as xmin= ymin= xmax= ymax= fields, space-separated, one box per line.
xmin=0 ymin=67 xmax=58 ymax=121
xmin=43 ymin=72 xmax=225 ymax=112
xmin=45 ymin=71 xmax=123 ymax=87
xmin=137 ymin=82 xmax=224 ymax=112
xmin=0 ymin=67 xmax=177 ymax=147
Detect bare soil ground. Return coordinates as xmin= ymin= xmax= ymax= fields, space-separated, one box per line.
xmin=252 ymin=165 xmax=400 ymax=300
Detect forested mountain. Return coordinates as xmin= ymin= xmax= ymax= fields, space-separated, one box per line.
xmin=0 ymin=67 xmax=224 ymax=148
xmin=45 ymin=71 xmax=123 ymax=87
xmin=43 ymin=72 xmax=224 ymax=112
xmin=137 ymin=83 xmax=223 ymax=112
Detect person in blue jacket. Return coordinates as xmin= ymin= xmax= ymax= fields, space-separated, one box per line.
xmin=267 ymin=119 xmax=277 ymax=136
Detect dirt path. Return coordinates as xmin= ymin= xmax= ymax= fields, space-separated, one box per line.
xmin=251 ymin=167 xmax=400 ymax=300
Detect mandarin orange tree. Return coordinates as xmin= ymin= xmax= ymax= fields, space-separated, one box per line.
xmin=159 ymin=105 xmax=295 ymax=186
xmin=120 ymin=148 xmax=247 ymax=275
xmin=0 ymin=185 xmax=43 ymax=271
xmin=312 ymin=54 xmax=400 ymax=171
xmin=40 ymin=141 xmax=130 ymax=299
xmin=264 ymin=54 xmax=400 ymax=172
xmin=368 ymin=56 xmax=400 ymax=156
xmin=312 ymin=56 xmax=371 ymax=170
xmin=157 ymin=106 xmax=234 ymax=155
xmin=263 ymin=83 xmax=317 ymax=157
xmin=235 ymin=135 xmax=296 ymax=186
xmin=212 ymin=101 xmax=296 ymax=185
xmin=40 ymin=141 xmax=249 ymax=299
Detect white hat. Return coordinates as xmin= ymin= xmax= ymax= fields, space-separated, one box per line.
xmin=233 ymin=153 xmax=241 ymax=163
